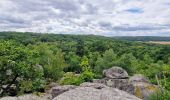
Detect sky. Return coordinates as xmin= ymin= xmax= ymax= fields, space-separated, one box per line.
xmin=0 ymin=0 xmax=170 ymax=36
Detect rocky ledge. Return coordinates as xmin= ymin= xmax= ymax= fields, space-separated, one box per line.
xmin=0 ymin=66 xmax=159 ymax=100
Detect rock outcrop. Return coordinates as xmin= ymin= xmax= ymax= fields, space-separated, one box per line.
xmin=51 ymin=85 xmax=77 ymax=99
xmin=53 ymin=87 xmax=141 ymax=100
xmin=130 ymin=74 xmax=159 ymax=100
xmin=93 ymin=66 xmax=134 ymax=94
xmin=0 ymin=67 xmax=159 ymax=100
xmin=93 ymin=67 xmax=159 ymax=100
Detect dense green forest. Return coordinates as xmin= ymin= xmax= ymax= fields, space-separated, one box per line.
xmin=113 ymin=36 xmax=170 ymax=41
xmin=0 ymin=32 xmax=170 ymax=98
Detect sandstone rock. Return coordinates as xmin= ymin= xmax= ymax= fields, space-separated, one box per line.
xmin=129 ymin=74 xmax=159 ymax=100
xmin=105 ymin=78 xmax=134 ymax=94
xmin=93 ymin=79 xmax=106 ymax=84
xmin=0 ymin=97 xmax=18 ymax=100
xmin=0 ymin=94 xmax=50 ymax=100
xmin=18 ymin=94 xmax=47 ymax=100
xmin=93 ymin=78 xmax=134 ymax=94
xmin=51 ymin=85 xmax=77 ymax=99
xmin=53 ymin=87 xmax=141 ymax=100
xmin=132 ymin=82 xmax=159 ymax=100
xmin=80 ymin=82 xmax=108 ymax=89
xmin=45 ymin=82 xmax=59 ymax=93
xmin=103 ymin=67 xmax=128 ymax=79
xmin=129 ymin=74 xmax=149 ymax=83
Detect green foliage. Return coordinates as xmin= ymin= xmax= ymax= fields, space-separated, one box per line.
xmin=149 ymin=91 xmax=170 ymax=100
xmin=19 ymin=80 xmax=33 ymax=94
xmin=64 ymin=52 xmax=81 ymax=72
xmin=80 ymin=56 xmax=94 ymax=82
xmin=0 ymin=41 xmax=45 ymax=96
xmin=95 ymin=49 xmax=118 ymax=74
xmin=117 ymin=53 xmax=138 ymax=74
xmin=59 ymin=72 xmax=82 ymax=86
xmin=33 ymin=43 xmax=67 ymax=81
xmin=1 ymin=32 xmax=170 ymax=96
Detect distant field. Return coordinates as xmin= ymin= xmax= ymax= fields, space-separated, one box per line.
xmin=147 ymin=41 xmax=170 ymax=45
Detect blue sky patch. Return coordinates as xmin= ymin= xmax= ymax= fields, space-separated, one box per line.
xmin=125 ymin=8 xmax=144 ymax=13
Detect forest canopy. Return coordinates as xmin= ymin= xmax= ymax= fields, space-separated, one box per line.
xmin=0 ymin=32 xmax=170 ymax=97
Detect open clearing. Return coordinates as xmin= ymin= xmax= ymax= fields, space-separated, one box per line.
xmin=147 ymin=41 xmax=170 ymax=45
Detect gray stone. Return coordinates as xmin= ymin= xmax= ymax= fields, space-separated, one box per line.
xmin=103 ymin=67 xmax=129 ymax=79
xmin=0 ymin=94 xmax=51 ymax=100
xmin=132 ymin=82 xmax=159 ymax=100
xmin=105 ymin=78 xmax=135 ymax=94
xmin=51 ymin=85 xmax=77 ymax=99
xmin=80 ymin=82 xmax=108 ymax=89
xmin=93 ymin=78 xmax=134 ymax=94
xmin=93 ymin=79 xmax=106 ymax=84
xmin=129 ymin=74 xmax=149 ymax=83
xmin=129 ymin=74 xmax=159 ymax=100
xmin=0 ymin=97 xmax=18 ymax=100
xmin=45 ymin=82 xmax=59 ymax=93
xmin=53 ymin=87 xmax=141 ymax=100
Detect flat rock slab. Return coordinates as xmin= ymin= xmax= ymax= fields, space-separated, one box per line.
xmin=53 ymin=87 xmax=141 ymax=100
xmin=80 ymin=82 xmax=108 ymax=89
xmin=0 ymin=94 xmax=51 ymax=100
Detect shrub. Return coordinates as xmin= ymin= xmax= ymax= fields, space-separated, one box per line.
xmin=59 ymin=72 xmax=82 ymax=85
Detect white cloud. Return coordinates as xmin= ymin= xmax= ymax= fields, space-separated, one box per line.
xmin=0 ymin=0 xmax=170 ymax=36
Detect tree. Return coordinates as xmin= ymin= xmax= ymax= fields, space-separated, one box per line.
xmin=79 ymin=56 xmax=94 ymax=82
xmin=118 ymin=53 xmax=138 ymax=74
xmin=76 ymin=39 xmax=85 ymax=57
xmin=94 ymin=49 xmax=118 ymax=74
xmin=0 ymin=41 xmax=44 ymax=96
xmin=64 ymin=52 xmax=81 ymax=73
xmin=33 ymin=43 xmax=67 ymax=81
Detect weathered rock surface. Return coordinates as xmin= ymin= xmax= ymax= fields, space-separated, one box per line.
xmin=80 ymin=82 xmax=108 ymax=89
xmin=51 ymin=85 xmax=77 ymax=99
xmin=0 ymin=67 xmax=159 ymax=100
xmin=93 ymin=78 xmax=134 ymax=94
xmin=93 ymin=67 xmax=160 ymax=100
xmin=53 ymin=87 xmax=141 ymax=100
xmin=130 ymin=74 xmax=159 ymax=100
xmin=93 ymin=67 xmax=134 ymax=94
xmin=0 ymin=94 xmax=51 ymax=100
xmin=0 ymin=97 xmax=18 ymax=100
xmin=103 ymin=66 xmax=129 ymax=79
xmin=132 ymin=82 xmax=159 ymax=100
xmin=106 ymin=78 xmax=135 ymax=94
xmin=129 ymin=74 xmax=149 ymax=83
xmin=45 ymin=82 xmax=59 ymax=94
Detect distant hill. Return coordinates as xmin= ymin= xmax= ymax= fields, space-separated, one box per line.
xmin=112 ymin=36 xmax=170 ymax=41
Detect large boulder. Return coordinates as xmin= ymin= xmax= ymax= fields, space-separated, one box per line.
xmin=51 ymin=85 xmax=77 ymax=99
xmin=103 ymin=67 xmax=129 ymax=79
xmin=80 ymin=82 xmax=108 ymax=89
xmin=53 ymin=87 xmax=141 ymax=100
xmin=93 ymin=78 xmax=134 ymax=94
xmin=130 ymin=74 xmax=159 ymax=100
xmin=133 ymin=82 xmax=159 ymax=100
xmin=105 ymin=78 xmax=134 ymax=94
